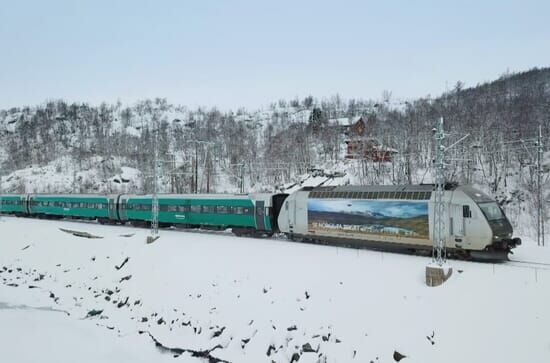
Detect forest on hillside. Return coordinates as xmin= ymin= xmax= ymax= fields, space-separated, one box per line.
xmin=0 ymin=68 xmax=548 ymax=215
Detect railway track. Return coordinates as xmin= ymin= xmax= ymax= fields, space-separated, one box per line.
xmin=506 ymin=259 xmax=550 ymax=270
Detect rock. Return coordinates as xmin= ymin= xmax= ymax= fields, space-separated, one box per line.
xmin=157 ymin=317 xmax=165 ymax=325
xmin=141 ymin=317 xmax=148 ymax=322
xmin=290 ymin=352 xmax=301 ymax=362
xmin=119 ymin=275 xmax=132 ymax=283
xmin=241 ymin=338 xmax=250 ymax=348
xmin=393 ymin=350 xmax=407 ymax=362
xmin=86 ymin=309 xmax=103 ymax=318
xmin=302 ymin=343 xmax=315 ymax=353
xmin=305 ymin=291 xmax=310 ymax=299
xmin=117 ymin=296 xmax=129 ymax=308
xmin=287 ymin=325 xmax=297 ymax=331
xmin=212 ymin=326 xmax=226 ymax=338
xmin=266 ymin=344 xmax=276 ymax=356
xmin=115 ymin=257 xmax=130 ymax=270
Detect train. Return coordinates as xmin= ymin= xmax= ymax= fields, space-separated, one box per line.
xmin=0 ymin=183 xmax=521 ymax=261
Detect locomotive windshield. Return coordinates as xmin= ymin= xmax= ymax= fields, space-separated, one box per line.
xmin=478 ymin=202 xmax=505 ymax=221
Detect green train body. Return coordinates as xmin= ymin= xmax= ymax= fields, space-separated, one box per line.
xmin=28 ymin=194 xmax=110 ymax=219
xmin=0 ymin=195 xmax=27 ymax=214
xmin=0 ymin=193 xmax=279 ymax=235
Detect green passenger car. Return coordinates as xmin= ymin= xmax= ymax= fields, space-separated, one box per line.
xmin=119 ymin=194 xmax=273 ymax=231
xmin=28 ymin=194 xmax=110 ymax=219
xmin=0 ymin=195 xmax=26 ymax=214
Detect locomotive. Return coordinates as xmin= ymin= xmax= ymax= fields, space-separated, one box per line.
xmin=0 ymin=183 xmax=521 ymax=261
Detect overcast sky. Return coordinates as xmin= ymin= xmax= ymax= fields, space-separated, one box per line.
xmin=1 ymin=0 xmax=548 ymax=110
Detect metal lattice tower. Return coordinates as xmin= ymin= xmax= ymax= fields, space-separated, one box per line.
xmin=432 ymin=117 xmax=447 ymax=265
xmin=537 ymin=124 xmax=545 ymax=247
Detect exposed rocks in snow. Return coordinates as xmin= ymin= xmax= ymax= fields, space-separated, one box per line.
xmin=290 ymin=352 xmax=301 ymax=362
xmin=21 ymin=245 xmax=30 ymax=250
xmin=115 ymin=257 xmax=130 ymax=270
xmin=139 ymin=331 xmax=231 ymax=363
xmin=119 ymin=274 xmax=132 ymax=283
xmin=393 ymin=350 xmax=407 ymax=361
xmin=426 ymin=331 xmax=435 ymax=345
xmin=117 ymin=296 xmax=129 ymax=308
xmin=85 ymin=309 xmax=103 ymax=318
xmin=59 ymin=228 xmax=103 ymax=239
xmin=211 ymin=326 xmax=226 ymax=338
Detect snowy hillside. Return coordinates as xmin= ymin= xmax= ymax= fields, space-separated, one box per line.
xmin=1 ymin=216 xmax=550 ymax=363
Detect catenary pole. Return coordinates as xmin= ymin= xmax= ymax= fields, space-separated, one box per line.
xmin=537 ymin=124 xmax=545 ymax=247
xmin=432 ymin=117 xmax=447 ymax=265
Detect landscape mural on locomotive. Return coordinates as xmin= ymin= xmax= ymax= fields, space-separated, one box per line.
xmin=307 ymin=199 xmax=429 ymax=240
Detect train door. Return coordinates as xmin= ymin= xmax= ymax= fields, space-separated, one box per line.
xmin=108 ymin=195 xmax=118 ymax=220
xmin=255 ymin=200 xmax=265 ymax=230
xmin=450 ymin=204 xmax=465 ymax=237
xmin=119 ymin=197 xmax=128 ymax=221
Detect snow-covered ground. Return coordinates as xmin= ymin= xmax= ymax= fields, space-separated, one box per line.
xmin=1 ymin=216 xmax=550 ymax=363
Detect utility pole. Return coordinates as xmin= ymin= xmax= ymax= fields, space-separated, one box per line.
xmin=537 ymin=124 xmax=545 ymax=247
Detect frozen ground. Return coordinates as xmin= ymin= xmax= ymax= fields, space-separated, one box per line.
xmin=1 ymin=216 xmax=550 ymax=363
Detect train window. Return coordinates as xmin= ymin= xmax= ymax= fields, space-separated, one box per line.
xmin=217 ymin=205 xmax=228 ymax=213
xmin=235 ymin=207 xmax=244 ymax=214
xmin=243 ymin=207 xmax=251 ymax=214
xmin=190 ymin=205 xmax=201 ymax=213
xmin=167 ymin=205 xmax=177 ymax=212
xmin=203 ymin=206 xmax=214 ymax=213
xmin=463 ymin=205 xmax=472 ymax=218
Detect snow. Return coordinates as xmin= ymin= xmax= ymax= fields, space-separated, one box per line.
xmin=1 ymin=216 xmax=550 ymax=362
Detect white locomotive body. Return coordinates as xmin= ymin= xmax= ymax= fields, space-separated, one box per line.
xmin=277 ymin=184 xmax=520 ymax=260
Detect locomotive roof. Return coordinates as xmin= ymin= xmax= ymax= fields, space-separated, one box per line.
xmin=306 ymin=184 xmax=458 ymax=193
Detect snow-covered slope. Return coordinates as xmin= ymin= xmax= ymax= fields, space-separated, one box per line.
xmin=1 ymin=216 xmax=549 ymax=362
